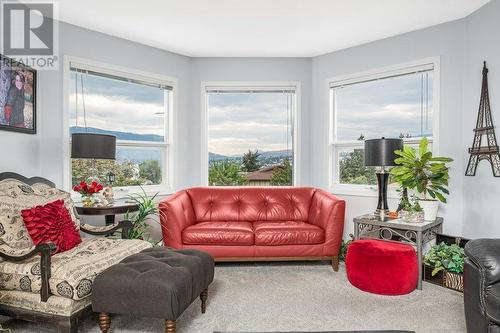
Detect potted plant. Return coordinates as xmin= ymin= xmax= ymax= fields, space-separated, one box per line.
xmin=398 ymin=195 xmax=424 ymax=223
xmin=424 ymin=242 xmax=465 ymax=292
xmin=125 ymin=187 xmax=161 ymax=244
xmin=390 ymin=138 xmax=453 ymax=221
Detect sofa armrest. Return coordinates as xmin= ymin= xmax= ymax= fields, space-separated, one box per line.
xmin=465 ymin=239 xmax=500 ymax=324
xmin=308 ymin=189 xmax=346 ymax=255
xmin=0 ymin=242 xmax=56 ymax=302
xmin=80 ymin=220 xmax=133 ymax=239
xmin=159 ymin=191 xmax=196 ymax=248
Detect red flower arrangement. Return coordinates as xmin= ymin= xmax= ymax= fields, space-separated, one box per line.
xmin=73 ymin=181 xmax=104 ymax=195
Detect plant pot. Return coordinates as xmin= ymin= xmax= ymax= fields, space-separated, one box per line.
xmin=418 ymin=199 xmax=439 ymax=221
xmin=399 ymin=210 xmax=425 ymax=223
xmin=444 ymin=271 xmax=464 ymax=292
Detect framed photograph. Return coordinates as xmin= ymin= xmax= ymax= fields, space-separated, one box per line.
xmin=0 ymin=54 xmax=37 ymax=134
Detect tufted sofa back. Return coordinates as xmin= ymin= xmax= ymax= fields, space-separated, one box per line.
xmin=185 ymin=187 xmax=316 ymax=222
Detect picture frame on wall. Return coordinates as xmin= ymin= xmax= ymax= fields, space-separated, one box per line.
xmin=0 ymin=54 xmax=37 ymax=134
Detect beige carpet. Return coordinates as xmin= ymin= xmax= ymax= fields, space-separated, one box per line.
xmin=1 ymin=262 xmax=465 ymax=333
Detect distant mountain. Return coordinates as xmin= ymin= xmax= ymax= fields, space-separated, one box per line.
xmin=70 ymin=126 xmax=292 ymax=165
xmin=70 ymin=126 xmax=163 ymax=142
xmin=209 ymin=149 xmax=292 ymax=164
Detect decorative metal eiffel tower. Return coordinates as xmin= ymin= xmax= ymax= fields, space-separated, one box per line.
xmin=465 ymin=62 xmax=500 ymax=177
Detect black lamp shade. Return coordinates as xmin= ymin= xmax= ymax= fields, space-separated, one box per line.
xmin=71 ymin=133 xmax=116 ymax=160
xmin=364 ymin=138 xmax=403 ymax=166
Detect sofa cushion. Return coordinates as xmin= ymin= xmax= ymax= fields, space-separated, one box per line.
xmin=187 ymin=187 xmax=315 ymax=222
xmin=0 ymin=179 xmax=81 ymax=256
xmin=182 ymin=221 xmax=254 ymax=245
xmin=0 ymin=238 xmax=151 ymax=300
xmin=253 ymin=221 xmax=325 ymax=246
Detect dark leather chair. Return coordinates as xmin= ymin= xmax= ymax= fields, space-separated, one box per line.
xmin=464 ymin=239 xmax=500 ymax=333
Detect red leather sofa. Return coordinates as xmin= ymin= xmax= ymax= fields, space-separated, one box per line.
xmin=159 ymin=187 xmax=345 ymax=270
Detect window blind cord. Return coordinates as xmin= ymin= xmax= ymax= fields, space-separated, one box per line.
xmin=75 ymin=72 xmax=78 ymax=128
xmin=80 ymin=73 xmax=88 ymax=132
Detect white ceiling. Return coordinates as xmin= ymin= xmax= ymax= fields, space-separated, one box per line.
xmin=56 ymin=0 xmax=490 ymax=57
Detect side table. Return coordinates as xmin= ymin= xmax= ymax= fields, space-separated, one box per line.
xmin=75 ymin=200 xmax=139 ymax=226
xmin=353 ymin=214 xmax=443 ymax=290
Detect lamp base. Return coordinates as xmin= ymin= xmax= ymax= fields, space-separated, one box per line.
xmin=374 ymin=208 xmax=389 ymax=216
xmin=375 ymin=169 xmax=390 ymax=215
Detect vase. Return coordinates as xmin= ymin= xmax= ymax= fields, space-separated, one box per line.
xmin=81 ymin=194 xmax=96 ymax=207
xmin=419 ymin=199 xmax=439 ymax=221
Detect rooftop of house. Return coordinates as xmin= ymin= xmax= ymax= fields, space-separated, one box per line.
xmin=246 ymin=165 xmax=281 ymax=181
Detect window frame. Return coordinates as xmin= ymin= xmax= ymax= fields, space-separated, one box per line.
xmin=328 ymin=57 xmax=440 ymax=197
xmin=200 ymin=81 xmax=301 ymax=186
xmin=62 ymin=56 xmax=177 ymax=197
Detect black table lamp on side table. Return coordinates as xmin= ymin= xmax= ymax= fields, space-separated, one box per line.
xmin=364 ymin=138 xmax=403 ymax=216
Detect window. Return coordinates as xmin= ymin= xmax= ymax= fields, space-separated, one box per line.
xmin=203 ymin=84 xmax=298 ymax=186
xmin=67 ymin=60 xmax=174 ymax=192
xmin=329 ymin=60 xmax=438 ymax=193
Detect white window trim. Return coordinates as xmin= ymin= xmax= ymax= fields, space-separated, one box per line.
xmin=327 ymin=57 xmax=441 ymax=198
xmin=200 ymin=81 xmax=302 ymax=186
xmin=62 ymin=55 xmax=178 ymax=198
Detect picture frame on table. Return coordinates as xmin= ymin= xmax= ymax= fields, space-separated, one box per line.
xmin=0 ymin=54 xmax=37 ymax=134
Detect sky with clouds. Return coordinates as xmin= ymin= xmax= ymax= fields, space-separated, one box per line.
xmin=335 ymin=71 xmax=433 ymax=141
xmin=69 ymin=70 xmax=433 ymax=158
xmin=208 ymin=92 xmax=293 ymax=156
xmin=69 ymin=71 xmax=167 ymax=140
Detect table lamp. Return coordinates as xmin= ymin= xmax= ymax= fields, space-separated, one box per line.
xmin=71 ymin=133 xmax=116 ymax=181
xmin=364 ymin=137 xmax=403 ymax=215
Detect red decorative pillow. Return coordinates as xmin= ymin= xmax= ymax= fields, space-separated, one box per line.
xmin=21 ymin=200 xmax=81 ymax=254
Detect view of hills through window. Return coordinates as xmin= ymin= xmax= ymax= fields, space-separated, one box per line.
xmin=69 ymin=67 xmax=171 ymax=187
xmin=207 ymin=90 xmax=294 ymax=186
xmin=332 ymin=69 xmax=434 ymax=185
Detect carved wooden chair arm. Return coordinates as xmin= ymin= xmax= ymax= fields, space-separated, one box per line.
xmin=0 ymin=242 xmax=56 ymax=302
xmin=80 ymin=220 xmax=132 ymax=239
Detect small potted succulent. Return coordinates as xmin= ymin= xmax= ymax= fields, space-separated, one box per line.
xmin=390 ymin=138 xmax=453 ymax=221
xmin=398 ymin=195 xmax=424 ymax=223
xmin=73 ymin=180 xmax=104 ymax=207
xmin=424 ymin=242 xmax=465 ymax=292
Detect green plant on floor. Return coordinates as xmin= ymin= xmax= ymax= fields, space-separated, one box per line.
xmin=125 ymin=186 xmax=159 ymax=242
xmin=339 ymin=239 xmax=352 ymax=262
xmin=390 ymin=137 xmax=453 ymax=203
xmin=424 ymin=242 xmax=465 ymax=276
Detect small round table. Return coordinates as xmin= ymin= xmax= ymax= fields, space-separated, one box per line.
xmin=75 ymin=200 xmax=139 ymax=225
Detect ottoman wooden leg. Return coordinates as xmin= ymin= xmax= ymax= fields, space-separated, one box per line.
xmin=332 ymin=255 xmax=339 ymax=272
xmin=200 ymin=288 xmax=208 ymax=313
xmin=165 ymin=320 xmax=176 ymax=333
xmin=98 ymin=312 xmax=111 ymax=333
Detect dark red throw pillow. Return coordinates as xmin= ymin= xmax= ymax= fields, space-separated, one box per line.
xmin=21 ymin=200 xmax=81 ymax=254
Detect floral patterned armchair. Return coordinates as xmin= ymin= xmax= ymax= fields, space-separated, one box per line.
xmin=0 ymin=172 xmax=151 ymax=333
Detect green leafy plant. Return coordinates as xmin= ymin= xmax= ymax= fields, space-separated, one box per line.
xmin=390 ymin=138 xmax=453 ymax=203
xmin=424 ymin=242 xmax=465 ymax=276
xmin=270 ymin=158 xmax=293 ymax=186
xmin=209 ymin=160 xmax=248 ymax=186
xmin=400 ymin=194 xmax=423 ymax=212
xmin=125 ymin=186 xmax=159 ymax=242
xmin=242 ymin=149 xmax=261 ymax=172
xmin=339 ymin=239 xmax=352 ymax=262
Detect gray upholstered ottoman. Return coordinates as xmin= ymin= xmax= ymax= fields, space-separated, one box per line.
xmin=92 ymin=247 xmax=214 ymax=333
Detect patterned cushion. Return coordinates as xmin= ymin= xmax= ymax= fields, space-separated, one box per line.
xmin=0 ymin=289 xmax=91 ymax=316
xmin=0 ymin=179 xmax=81 ymax=256
xmin=0 ymin=237 xmax=151 ymax=300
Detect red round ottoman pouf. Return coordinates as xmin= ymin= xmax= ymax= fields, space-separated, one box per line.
xmin=346 ymin=239 xmax=418 ymax=295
